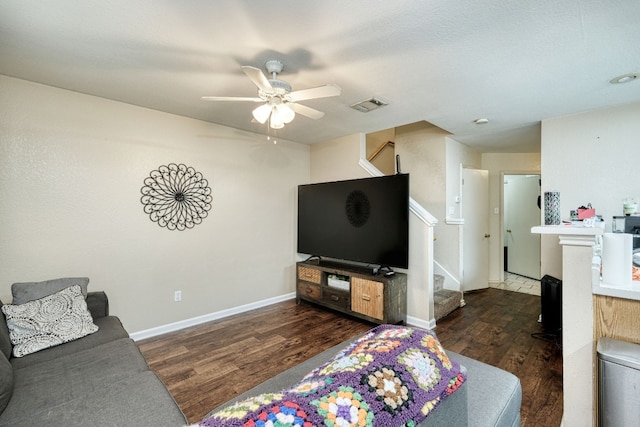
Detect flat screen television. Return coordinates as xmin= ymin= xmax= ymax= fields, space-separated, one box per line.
xmin=297 ymin=174 xmax=409 ymax=269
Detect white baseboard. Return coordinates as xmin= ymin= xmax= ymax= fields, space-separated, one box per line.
xmin=407 ymin=315 xmax=436 ymax=330
xmin=130 ymin=292 xmax=436 ymax=341
xmin=129 ymin=292 xmax=296 ymax=341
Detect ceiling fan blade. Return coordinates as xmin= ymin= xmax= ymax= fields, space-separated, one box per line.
xmin=201 ymin=96 xmax=262 ymax=102
xmin=290 ymin=103 xmax=325 ymax=120
xmin=287 ymin=83 xmax=341 ymax=102
xmin=241 ymin=66 xmax=274 ymax=93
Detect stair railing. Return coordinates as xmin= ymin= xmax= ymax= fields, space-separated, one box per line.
xmin=367 ymin=140 xmax=395 ymax=163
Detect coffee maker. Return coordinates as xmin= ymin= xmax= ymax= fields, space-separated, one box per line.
xmin=612 ymin=216 xmax=640 ymax=274
xmin=612 ymin=216 xmax=640 ymax=234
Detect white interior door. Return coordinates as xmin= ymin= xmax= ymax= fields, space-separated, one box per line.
xmin=462 ymin=168 xmax=489 ymax=291
xmin=504 ymin=174 xmax=541 ymax=279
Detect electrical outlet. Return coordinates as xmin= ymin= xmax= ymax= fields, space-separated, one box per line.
xmin=174 ymin=290 xmax=182 ymax=302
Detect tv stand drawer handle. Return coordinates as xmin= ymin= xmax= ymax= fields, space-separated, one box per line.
xmin=330 ymin=295 xmax=339 ymax=301
xmin=361 ymin=295 xmax=371 ymax=301
xmin=305 ymin=288 xmax=314 ymax=294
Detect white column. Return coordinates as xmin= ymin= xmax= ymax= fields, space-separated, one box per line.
xmin=558 ymin=234 xmax=597 ymax=427
xmin=531 ymin=226 xmax=602 ymax=427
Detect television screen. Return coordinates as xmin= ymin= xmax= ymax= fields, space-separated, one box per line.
xmin=297 ymin=174 xmax=409 ymax=269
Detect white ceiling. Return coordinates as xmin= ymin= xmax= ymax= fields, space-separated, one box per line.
xmin=1 ymin=0 xmax=639 ymax=152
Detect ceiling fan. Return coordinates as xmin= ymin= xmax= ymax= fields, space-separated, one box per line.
xmin=202 ymin=60 xmax=341 ymax=129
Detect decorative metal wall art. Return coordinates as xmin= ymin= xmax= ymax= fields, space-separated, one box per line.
xmin=140 ymin=163 xmax=212 ymax=230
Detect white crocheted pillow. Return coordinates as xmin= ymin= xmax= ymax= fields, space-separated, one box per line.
xmin=1 ymin=285 xmax=98 ymax=357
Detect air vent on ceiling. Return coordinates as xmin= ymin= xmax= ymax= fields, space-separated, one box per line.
xmin=350 ymin=97 xmax=388 ymax=113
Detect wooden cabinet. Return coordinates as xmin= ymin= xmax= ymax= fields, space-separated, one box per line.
xmin=296 ymin=261 xmax=407 ymax=324
xmin=351 ymin=277 xmax=384 ymax=320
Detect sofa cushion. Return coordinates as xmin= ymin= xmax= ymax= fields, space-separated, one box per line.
xmin=0 ymin=300 xmax=12 ymax=360
xmin=0 ymin=353 xmax=13 ymax=414
xmin=11 ymin=277 xmax=89 ymax=305
xmin=2 ymin=285 xmax=98 ymax=357
xmin=9 ymin=315 xmax=128 ymax=370
xmin=0 ymin=337 xmax=152 ymax=424
xmin=0 ymin=370 xmax=186 ymax=427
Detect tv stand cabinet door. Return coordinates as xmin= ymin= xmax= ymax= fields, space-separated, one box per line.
xmin=351 ymin=278 xmax=384 ymax=321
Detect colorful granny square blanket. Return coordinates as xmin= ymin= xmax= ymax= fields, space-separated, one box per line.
xmin=199 ymin=324 xmax=466 ymax=427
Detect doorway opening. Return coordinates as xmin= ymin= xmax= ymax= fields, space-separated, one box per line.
xmin=502 ymin=173 xmax=541 ymax=281
xmin=462 ymin=167 xmax=489 ymax=292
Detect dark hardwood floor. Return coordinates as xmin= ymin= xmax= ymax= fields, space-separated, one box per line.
xmin=138 ymin=288 xmax=563 ymax=426
xmin=434 ymin=288 xmax=563 ymax=427
xmin=138 ymin=300 xmax=373 ymax=423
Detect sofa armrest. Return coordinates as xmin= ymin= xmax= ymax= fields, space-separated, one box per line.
xmin=86 ymin=291 xmax=109 ymax=319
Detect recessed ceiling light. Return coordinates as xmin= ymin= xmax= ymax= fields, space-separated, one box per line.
xmin=474 ymin=118 xmax=489 ymax=125
xmin=610 ymin=73 xmax=639 ymax=84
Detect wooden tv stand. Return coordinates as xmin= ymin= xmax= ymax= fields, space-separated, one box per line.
xmin=296 ymin=260 xmax=407 ymax=324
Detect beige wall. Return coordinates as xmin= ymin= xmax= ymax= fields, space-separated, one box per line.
xmin=542 ymin=101 xmax=640 ymax=227
xmin=481 ymin=153 xmax=541 ymax=282
xmin=446 ymin=137 xmax=482 ymax=221
xmin=540 ymin=101 xmax=640 ymax=279
xmin=310 ymin=133 xmax=369 ymax=183
xmin=395 ymin=123 xmax=450 ymax=280
xmin=395 ymin=122 xmax=481 ymax=289
xmin=0 ymin=75 xmax=310 ymax=334
xmin=395 ymin=122 xmax=447 ymax=213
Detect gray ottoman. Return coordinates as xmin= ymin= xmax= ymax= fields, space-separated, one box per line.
xmin=208 ymin=337 xmax=521 ymax=427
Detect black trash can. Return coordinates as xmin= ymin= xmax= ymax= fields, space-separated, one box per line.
xmin=541 ymin=275 xmax=562 ymax=333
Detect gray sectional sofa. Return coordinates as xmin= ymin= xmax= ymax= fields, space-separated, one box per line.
xmin=0 ymin=290 xmax=187 ymax=426
xmin=206 ymin=330 xmax=522 ymax=427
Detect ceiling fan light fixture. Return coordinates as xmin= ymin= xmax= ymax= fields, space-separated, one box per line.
xmin=270 ymin=109 xmax=285 ymax=129
xmin=277 ymin=103 xmax=296 ymax=123
xmin=203 ymin=60 xmax=340 ymax=130
xmin=252 ymin=103 xmax=272 ymax=124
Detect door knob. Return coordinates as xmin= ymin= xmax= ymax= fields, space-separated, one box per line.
xmin=506 ymin=229 xmax=512 ymax=233
xmin=484 ymin=233 xmax=491 ymax=238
